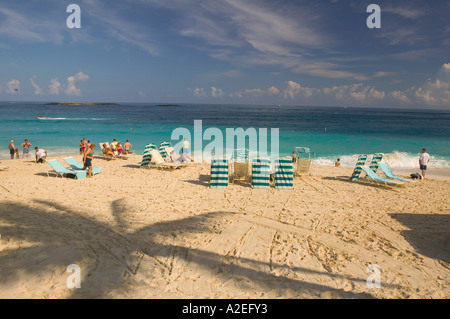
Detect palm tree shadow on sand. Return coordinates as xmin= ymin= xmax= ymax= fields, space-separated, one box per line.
xmin=0 ymin=199 xmax=375 ymax=299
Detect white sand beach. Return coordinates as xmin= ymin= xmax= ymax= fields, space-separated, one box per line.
xmin=0 ymin=155 xmax=449 ymax=299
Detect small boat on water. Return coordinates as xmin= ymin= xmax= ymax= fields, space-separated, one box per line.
xmin=36 ymin=116 xmax=44 ymax=119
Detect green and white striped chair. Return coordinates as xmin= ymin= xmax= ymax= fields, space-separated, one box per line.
xmin=274 ymin=157 xmax=294 ymax=189
xmin=159 ymin=142 xmax=174 ymax=162
xmin=210 ymin=157 xmax=229 ymax=188
xmin=369 ymin=153 xmax=383 ymax=173
xmin=251 ymin=157 xmax=271 ymax=189
xmin=140 ymin=143 xmax=158 ymax=168
xmin=350 ymin=154 xmax=368 ymax=181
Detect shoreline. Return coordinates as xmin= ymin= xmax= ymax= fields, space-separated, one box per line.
xmin=2 ymin=154 xmax=450 ymax=181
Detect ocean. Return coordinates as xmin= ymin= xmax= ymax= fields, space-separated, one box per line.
xmin=1 ymin=101 xmax=449 ymax=169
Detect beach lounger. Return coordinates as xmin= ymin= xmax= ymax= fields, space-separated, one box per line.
xmin=361 ymin=166 xmax=403 ymax=186
xmin=47 ymin=159 xmax=87 ymax=179
xmin=159 ymin=142 xmax=174 ymax=162
xmin=294 ymin=147 xmax=315 ymax=176
xmin=141 ymin=143 xmax=158 ymax=167
xmin=251 ymin=157 xmax=271 ymax=189
xmin=210 ymin=157 xmax=229 ymax=188
xmin=350 ymin=154 xmax=368 ymax=181
xmin=231 ymin=162 xmax=250 ymax=183
xmin=274 ymin=157 xmax=294 ymax=189
xmin=142 ymin=149 xmax=183 ymax=170
xmin=379 ymin=163 xmax=412 ymax=182
xmin=63 ymin=157 xmax=102 ymax=175
xmin=369 ymin=153 xmax=383 ymax=173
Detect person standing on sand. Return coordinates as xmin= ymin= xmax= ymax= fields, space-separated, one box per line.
xmin=8 ymin=140 xmax=15 ymax=159
xmin=181 ymin=138 xmax=194 ymax=162
xmin=419 ymin=148 xmax=431 ymax=179
xmin=292 ymin=151 xmax=297 ymax=164
xmin=80 ymin=138 xmax=87 ymax=155
xmin=82 ymin=143 xmax=96 ymax=178
xmin=21 ymin=139 xmax=32 ymax=158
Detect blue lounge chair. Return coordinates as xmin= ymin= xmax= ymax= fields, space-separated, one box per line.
xmin=63 ymin=157 xmax=102 ymax=175
xmin=361 ymin=167 xmax=403 ymax=186
xmin=251 ymin=157 xmax=271 ymax=189
xmin=274 ymin=157 xmax=294 ymax=189
xmin=379 ymin=163 xmax=412 ymax=182
xmin=350 ymin=155 xmax=368 ymax=181
xmin=210 ymin=157 xmax=229 ymax=188
xmin=47 ymin=160 xmax=87 ymax=179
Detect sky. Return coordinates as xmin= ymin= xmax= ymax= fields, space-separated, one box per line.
xmin=0 ymin=0 xmax=449 ymax=108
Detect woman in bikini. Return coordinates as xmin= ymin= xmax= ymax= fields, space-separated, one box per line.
xmin=82 ymin=143 xmax=96 ymax=178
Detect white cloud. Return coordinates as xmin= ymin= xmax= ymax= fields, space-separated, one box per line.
xmin=30 ymin=76 xmax=43 ymax=95
xmin=210 ymin=87 xmax=225 ymax=98
xmin=6 ymin=78 xmax=20 ymax=94
xmin=64 ymin=72 xmax=90 ymax=96
xmin=390 ymin=63 xmax=450 ymax=106
xmin=49 ymin=79 xmax=61 ymax=95
xmin=0 ymin=7 xmax=64 ymax=44
xmin=192 ymin=87 xmax=206 ymax=97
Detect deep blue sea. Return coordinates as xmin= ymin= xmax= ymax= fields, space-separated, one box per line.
xmin=1 ymin=101 xmax=449 ymax=168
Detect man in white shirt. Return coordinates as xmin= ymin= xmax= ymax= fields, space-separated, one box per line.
xmin=419 ymin=148 xmax=430 ymax=179
xmin=35 ymin=147 xmax=47 ymax=164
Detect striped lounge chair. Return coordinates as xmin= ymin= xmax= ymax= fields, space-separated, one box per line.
xmin=369 ymin=153 xmax=383 ymax=173
xmin=251 ymin=157 xmax=271 ymax=189
xmin=274 ymin=157 xmax=294 ymax=189
xmin=350 ymin=154 xmax=368 ymax=181
xmin=140 ymin=143 xmax=158 ymax=168
xmin=210 ymin=157 xmax=229 ymax=188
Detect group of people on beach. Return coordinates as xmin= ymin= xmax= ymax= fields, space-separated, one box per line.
xmin=7 ymin=139 xmax=47 ymax=163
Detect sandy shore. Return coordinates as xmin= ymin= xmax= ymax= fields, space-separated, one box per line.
xmin=0 ymin=155 xmax=449 ymax=299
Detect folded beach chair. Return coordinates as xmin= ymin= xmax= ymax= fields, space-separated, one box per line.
xmin=369 ymin=153 xmax=383 ymax=173
xmin=379 ymin=163 xmax=412 ymax=182
xmin=141 ymin=143 xmax=158 ymax=167
xmin=47 ymin=159 xmax=87 ymax=179
xmin=210 ymin=157 xmax=229 ymax=188
xmin=274 ymin=157 xmax=294 ymax=189
xmin=251 ymin=157 xmax=271 ymax=189
xmin=63 ymin=157 xmax=102 ymax=175
xmin=350 ymin=154 xmax=368 ymax=181
xmin=361 ymin=166 xmax=403 ymax=186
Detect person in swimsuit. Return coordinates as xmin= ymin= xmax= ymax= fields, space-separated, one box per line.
xmin=21 ymin=139 xmax=32 ymax=158
xmin=102 ymin=143 xmax=114 ymax=156
xmin=80 ymin=138 xmax=88 ymax=155
xmin=83 ymin=143 xmax=96 ymax=178
xmin=116 ymin=142 xmax=126 ymax=155
xmin=8 ymin=140 xmax=15 ymax=159
xmin=124 ymin=140 xmax=133 ymax=154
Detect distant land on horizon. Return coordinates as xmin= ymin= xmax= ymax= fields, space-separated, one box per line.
xmin=46 ymin=102 xmax=120 ymax=106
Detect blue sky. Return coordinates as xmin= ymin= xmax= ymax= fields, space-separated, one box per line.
xmin=0 ymin=0 xmax=449 ymax=107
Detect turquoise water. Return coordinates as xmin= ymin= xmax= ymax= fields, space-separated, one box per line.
xmin=1 ymin=101 xmax=449 ymax=168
